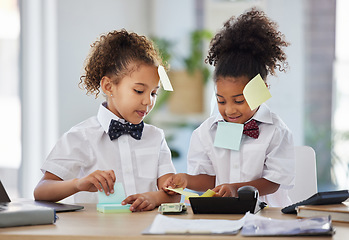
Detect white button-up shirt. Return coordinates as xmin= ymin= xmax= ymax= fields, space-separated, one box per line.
xmin=187 ymin=104 xmax=295 ymax=207
xmin=41 ymin=102 xmax=176 ymax=203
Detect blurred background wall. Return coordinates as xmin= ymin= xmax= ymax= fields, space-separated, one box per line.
xmin=0 ymin=0 xmax=347 ymax=200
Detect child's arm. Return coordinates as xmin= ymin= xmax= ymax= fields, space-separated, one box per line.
xmin=34 ymin=170 xmax=116 ymax=202
xmin=162 ymin=173 xmax=216 ymax=193
xmin=121 ymin=173 xmax=181 ymax=212
xmin=213 ymin=178 xmax=279 ymax=197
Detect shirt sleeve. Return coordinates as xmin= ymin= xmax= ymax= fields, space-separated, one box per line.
xmin=41 ymin=129 xmax=93 ymax=180
xmin=263 ymin=126 xmax=295 ymax=189
xmin=187 ymin=128 xmax=215 ymax=176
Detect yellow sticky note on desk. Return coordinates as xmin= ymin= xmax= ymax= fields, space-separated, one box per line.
xmin=243 ymin=74 xmax=271 ymax=110
xmin=165 ymin=188 xmax=216 ymax=199
xmin=200 ymin=189 xmax=216 ymax=197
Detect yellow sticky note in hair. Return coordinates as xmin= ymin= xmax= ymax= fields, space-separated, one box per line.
xmin=243 ymin=74 xmax=271 ymax=110
xmin=158 ymin=65 xmax=173 ymax=91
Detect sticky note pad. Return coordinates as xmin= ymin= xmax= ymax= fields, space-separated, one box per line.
xmin=158 ymin=65 xmax=173 ymax=91
xmin=214 ymin=121 xmax=243 ymax=151
xmin=98 ymin=182 xmax=126 ymax=204
xmin=243 ymin=74 xmax=271 ymax=110
xmin=97 ymin=182 xmax=131 ymax=213
xmin=97 ymin=203 xmax=131 ymax=213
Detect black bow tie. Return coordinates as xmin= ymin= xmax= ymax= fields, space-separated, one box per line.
xmin=108 ymin=120 xmax=144 ymax=140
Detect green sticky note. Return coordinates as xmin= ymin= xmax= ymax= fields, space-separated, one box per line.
xmin=98 ymin=182 xmax=126 ymax=204
xmin=214 ymin=121 xmax=243 ymax=150
xmin=96 ymin=203 xmax=131 ymax=213
xmin=243 ymin=74 xmax=272 ymax=110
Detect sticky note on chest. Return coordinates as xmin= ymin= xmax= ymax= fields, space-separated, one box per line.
xmin=214 ymin=121 xmax=243 ymax=151
xmin=243 ymin=74 xmax=271 ymax=110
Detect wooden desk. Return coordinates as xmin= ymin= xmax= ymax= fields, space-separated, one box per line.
xmin=0 ymin=204 xmax=348 ymax=240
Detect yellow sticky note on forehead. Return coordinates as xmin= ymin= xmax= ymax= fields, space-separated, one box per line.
xmin=158 ymin=65 xmax=173 ymax=91
xmin=243 ymin=74 xmax=272 ymax=110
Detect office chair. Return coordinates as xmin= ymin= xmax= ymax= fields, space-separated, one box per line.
xmin=288 ymin=146 xmax=318 ymax=203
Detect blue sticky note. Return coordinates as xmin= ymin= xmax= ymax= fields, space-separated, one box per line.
xmin=98 ymin=182 xmax=126 ymax=204
xmin=214 ymin=121 xmax=243 ymax=150
xmin=96 ymin=203 xmax=131 ymax=213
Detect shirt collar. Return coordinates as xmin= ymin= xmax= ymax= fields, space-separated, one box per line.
xmin=97 ymin=102 xmax=127 ymax=134
xmin=210 ymin=103 xmax=273 ymax=129
xmin=253 ymin=103 xmax=273 ymax=124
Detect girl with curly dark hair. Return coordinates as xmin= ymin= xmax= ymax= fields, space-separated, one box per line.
xmin=34 ymin=29 xmax=179 ymax=211
xmin=163 ymin=9 xmax=295 ymax=207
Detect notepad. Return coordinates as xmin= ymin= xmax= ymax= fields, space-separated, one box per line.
xmin=97 ymin=182 xmax=131 ymax=213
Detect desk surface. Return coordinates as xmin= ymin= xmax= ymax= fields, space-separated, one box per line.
xmin=0 ymin=204 xmax=348 ymax=240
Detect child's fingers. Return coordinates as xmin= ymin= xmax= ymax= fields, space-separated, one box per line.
xmin=97 ymin=170 xmax=115 ymax=194
xmin=94 ymin=175 xmax=110 ymax=195
xmin=106 ymin=169 xmax=116 ymax=182
xmin=121 ymin=195 xmax=137 ymax=206
xmin=222 ymin=190 xmax=231 ymax=197
xmin=212 ymin=186 xmax=223 ymax=197
xmin=80 ymin=177 xmax=101 ymax=192
xmin=162 ymin=178 xmax=173 ymax=190
xmin=123 ymin=195 xmax=143 ymax=212
xmin=133 ymin=198 xmax=151 ymax=212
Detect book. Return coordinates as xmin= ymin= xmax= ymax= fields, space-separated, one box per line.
xmin=0 ymin=202 xmax=57 ymax=228
xmin=297 ymin=202 xmax=349 ymax=223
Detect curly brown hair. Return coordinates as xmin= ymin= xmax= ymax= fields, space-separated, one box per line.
xmin=206 ymin=8 xmax=289 ymax=82
xmin=79 ymin=29 xmax=164 ymax=97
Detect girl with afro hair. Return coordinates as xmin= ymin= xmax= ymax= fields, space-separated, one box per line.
xmin=163 ymin=9 xmax=295 ymax=207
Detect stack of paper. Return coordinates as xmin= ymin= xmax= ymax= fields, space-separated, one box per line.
xmin=144 ymin=214 xmax=245 ymax=235
xmin=143 ymin=212 xmax=334 ymax=236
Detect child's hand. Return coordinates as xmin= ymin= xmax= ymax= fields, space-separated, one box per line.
xmin=121 ymin=194 xmax=156 ymax=212
xmin=162 ymin=173 xmax=188 ymax=195
xmin=212 ymin=183 xmax=238 ymax=197
xmin=75 ymin=170 xmax=116 ymax=195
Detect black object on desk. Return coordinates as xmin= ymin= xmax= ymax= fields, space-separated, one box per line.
xmin=281 ymin=190 xmax=349 ymax=214
xmin=190 ymin=186 xmax=266 ymax=214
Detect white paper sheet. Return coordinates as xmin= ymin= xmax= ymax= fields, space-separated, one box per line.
xmin=147 ymin=213 xmax=246 ymax=234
